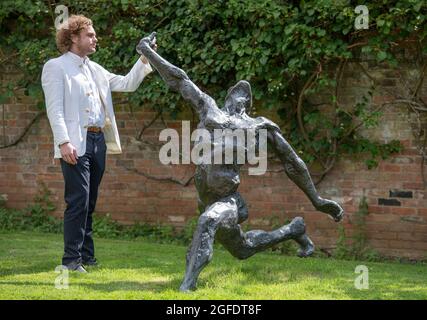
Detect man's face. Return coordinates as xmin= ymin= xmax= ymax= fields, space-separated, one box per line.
xmin=72 ymin=25 xmax=97 ymax=56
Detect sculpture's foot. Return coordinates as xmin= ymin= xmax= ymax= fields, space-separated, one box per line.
xmin=289 ymin=217 xmax=315 ymax=257
xmin=315 ymin=198 xmax=344 ymax=222
xmin=179 ymin=278 xmax=197 ymax=292
xmin=295 ymin=233 xmax=315 ymax=257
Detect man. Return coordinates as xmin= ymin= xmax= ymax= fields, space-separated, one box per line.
xmin=137 ymin=33 xmax=344 ymax=291
xmin=41 ymin=15 xmax=155 ymax=272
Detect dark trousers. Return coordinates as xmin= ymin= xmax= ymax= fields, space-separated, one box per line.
xmin=60 ymin=131 xmax=106 ymax=266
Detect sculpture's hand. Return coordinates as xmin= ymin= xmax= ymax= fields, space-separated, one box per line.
xmin=136 ymin=32 xmax=157 ymax=55
xmin=315 ymin=197 xmax=344 ymax=222
xmin=134 ymin=32 xmax=218 ymax=116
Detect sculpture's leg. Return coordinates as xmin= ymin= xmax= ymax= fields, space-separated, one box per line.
xmin=180 ymin=199 xmax=239 ymax=292
xmin=270 ymin=130 xmax=344 ymax=222
xmin=217 ymin=216 xmax=314 ymax=260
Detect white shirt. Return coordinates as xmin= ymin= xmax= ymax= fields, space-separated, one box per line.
xmin=68 ymin=51 xmax=105 ymax=128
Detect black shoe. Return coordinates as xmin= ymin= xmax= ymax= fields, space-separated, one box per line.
xmin=64 ymin=262 xmax=88 ymax=273
xmin=82 ymin=258 xmax=98 ymax=266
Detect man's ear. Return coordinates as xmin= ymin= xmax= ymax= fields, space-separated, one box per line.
xmin=70 ymin=33 xmax=79 ymax=45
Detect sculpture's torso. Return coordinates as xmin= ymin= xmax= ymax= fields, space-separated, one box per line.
xmin=195 ymin=107 xmax=280 ymax=208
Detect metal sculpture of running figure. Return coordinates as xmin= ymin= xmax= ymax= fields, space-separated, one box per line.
xmin=137 ymin=32 xmax=344 ymax=292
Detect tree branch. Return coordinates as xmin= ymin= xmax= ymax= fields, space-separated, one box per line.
xmin=0 ymin=112 xmax=45 ymax=149
xmin=137 ymin=110 xmax=162 ymax=140
xmin=412 ymin=60 xmax=427 ymax=100
xmin=122 ymin=165 xmax=194 ymax=187
xmin=297 ymin=67 xmax=320 ymax=143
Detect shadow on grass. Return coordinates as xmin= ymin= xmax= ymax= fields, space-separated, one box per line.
xmin=195 ymin=258 xmax=427 ymax=300
xmin=0 ymin=279 xmax=179 ymax=293
xmin=5 ymin=256 xmax=427 ymax=300
xmin=0 ymin=261 xmax=60 ymax=277
xmin=80 ymin=280 xmax=178 ymax=292
xmin=2 ymin=233 xmax=427 ymax=299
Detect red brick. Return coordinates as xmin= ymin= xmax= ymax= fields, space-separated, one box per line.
xmin=365 ymin=222 xmax=393 ymax=232
xmin=367 ymin=205 xmax=386 ymax=214
xmin=401 ymin=165 xmax=421 ymax=173
xmin=2 ymin=90 xmax=427 ymax=259
xmin=402 ymin=182 xmax=425 ymax=190
xmin=369 ymin=239 xmax=390 ymax=248
xmin=367 ymin=214 xmax=399 ymax=223
xmin=367 ymin=231 xmax=397 ymax=240
xmin=380 ymin=164 xmax=401 ymax=173
xmin=397 ymin=232 xmax=427 ymax=241
xmin=390 ymin=207 xmax=417 ymax=216
xmin=389 ymin=240 xmax=427 ymax=250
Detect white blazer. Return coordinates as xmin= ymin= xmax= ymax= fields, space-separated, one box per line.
xmin=41 ymin=51 xmax=153 ymax=158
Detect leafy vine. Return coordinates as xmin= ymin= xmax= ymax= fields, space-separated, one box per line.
xmin=0 ymin=0 xmax=426 ymax=186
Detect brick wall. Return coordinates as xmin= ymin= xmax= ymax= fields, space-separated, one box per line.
xmin=1 ymin=58 xmax=427 ymax=259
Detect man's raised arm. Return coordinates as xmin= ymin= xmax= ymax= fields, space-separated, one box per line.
xmin=136 ymin=32 xmax=218 ymax=118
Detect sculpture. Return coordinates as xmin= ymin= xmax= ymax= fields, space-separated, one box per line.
xmin=137 ymin=33 xmax=344 ymax=292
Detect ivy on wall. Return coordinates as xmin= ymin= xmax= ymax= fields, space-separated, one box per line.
xmin=1 ymin=0 xmax=426 ymax=182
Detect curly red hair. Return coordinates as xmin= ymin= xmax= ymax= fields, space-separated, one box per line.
xmin=56 ymin=15 xmax=93 ymax=54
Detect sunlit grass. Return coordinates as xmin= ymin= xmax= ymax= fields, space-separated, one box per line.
xmin=0 ymin=231 xmax=426 ymax=300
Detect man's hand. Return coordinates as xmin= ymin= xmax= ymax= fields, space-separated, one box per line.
xmin=60 ymin=142 xmax=78 ymax=165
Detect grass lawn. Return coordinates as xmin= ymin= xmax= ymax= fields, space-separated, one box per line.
xmin=0 ymin=231 xmax=426 ymax=300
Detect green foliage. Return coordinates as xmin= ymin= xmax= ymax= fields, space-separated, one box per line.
xmin=92 ymin=213 xmax=122 ymax=238
xmin=123 ymin=221 xmax=176 ymax=242
xmin=178 ymin=215 xmax=198 ymax=243
xmin=334 ymin=196 xmax=382 ymax=262
xmin=0 ymin=183 xmax=62 ymax=233
xmin=92 ymin=214 xmax=199 ymax=245
xmin=341 ymin=137 xmax=403 ymax=169
xmin=29 ymin=183 xmax=60 ymax=230
xmin=91 ymin=214 xmax=198 ymax=244
xmin=0 ymin=185 xmax=198 ymax=245
xmin=0 ymin=194 xmax=6 ymax=207
xmin=1 ymin=0 xmax=424 ymax=169
xmin=0 ymin=207 xmax=30 ymax=231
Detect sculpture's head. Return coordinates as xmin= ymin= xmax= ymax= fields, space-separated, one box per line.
xmin=223 ymin=80 xmax=252 ymax=115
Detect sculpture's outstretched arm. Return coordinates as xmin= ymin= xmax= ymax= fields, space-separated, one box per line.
xmin=268 ymin=129 xmax=320 ymax=204
xmin=137 ymin=32 xmax=218 ymax=119
xmin=268 ymin=129 xmax=344 ymax=222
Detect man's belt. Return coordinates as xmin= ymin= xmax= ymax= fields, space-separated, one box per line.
xmin=87 ymin=126 xmax=102 ymax=133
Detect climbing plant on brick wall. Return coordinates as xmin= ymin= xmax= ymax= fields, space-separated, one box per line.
xmin=1 ymin=0 xmax=426 ymax=183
